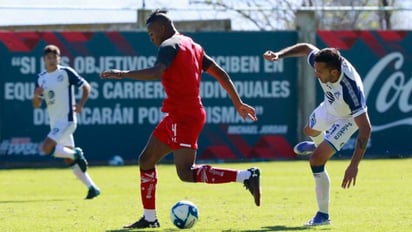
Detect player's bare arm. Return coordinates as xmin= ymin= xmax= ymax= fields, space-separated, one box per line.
xmin=100 ymin=63 xmax=166 ymax=81
xmin=341 ymin=112 xmax=372 ymax=189
xmin=75 ymin=81 xmax=91 ymax=113
xmin=32 ymin=86 xmax=44 ymax=108
xmin=263 ymin=43 xmax=319 ymax=62
xmin=206 ymin=61 xmax=257 ymax=121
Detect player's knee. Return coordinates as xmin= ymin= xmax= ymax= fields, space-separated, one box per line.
xmin=303 ymin=126 xmax=321 ymax=137
xmin=176 ymin=167 xmax=194 ymax=182
xmin=64 ymin=158 xmax=75 ymax=165
xmin=40 ymin=143 xmax=54 ymax=155
xmin=309 ymin=152 xmax=327 ymax=166
xmin=138 ymin=153 xmax=155 ymax=169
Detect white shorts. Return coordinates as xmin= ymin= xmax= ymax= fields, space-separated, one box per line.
xmin=308 ymin=102 xmax=358 ymax=151
xmin=48 ymin=120 xmax=77 ymax=147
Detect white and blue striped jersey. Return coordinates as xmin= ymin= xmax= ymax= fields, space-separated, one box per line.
xmin=307 ymin=50 xmax=367 ymax=118
xmin=36 ymin=65 xmax=85 ymax=125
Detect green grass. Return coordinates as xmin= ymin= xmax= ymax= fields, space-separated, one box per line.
xmin=1 ymin=159 xmax=411 ymax=231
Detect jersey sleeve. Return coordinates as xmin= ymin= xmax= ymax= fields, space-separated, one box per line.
xmin=307 ymin=49 xmax=319 ymax=68
xmin=341 ymin=75 xmax=368 ymax=117
xmin=63 ymin=66 xmax=85 ymax=88
xmin=35 ymin=76 xmax=40 ymax=88
xmin=156 ymin=40 xmax=179 ymax=68
xmin=202 ymin=52 xmax=213 ymax=71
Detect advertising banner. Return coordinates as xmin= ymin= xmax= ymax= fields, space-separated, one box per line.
xmin=2 ymin=30 xmax=409 ymax=166
xmin=0 ymin=31 xmax=298 ymax=164
xmin=317 ymin=31 xmax=412 ymax=157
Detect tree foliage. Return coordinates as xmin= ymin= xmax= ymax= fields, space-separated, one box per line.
xmin=188 ymin=0 xmax=399 ymax=30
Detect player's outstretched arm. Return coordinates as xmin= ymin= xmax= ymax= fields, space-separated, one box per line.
xmin=341 ymin=112 xmax=371 ymax=189
xmin=263 ymin=43 xmax=318 ymax=61
xmin=206 ymin=61 xmax=257 ymax=121
xmin=100 ymin=63 xmax=166 ymax=81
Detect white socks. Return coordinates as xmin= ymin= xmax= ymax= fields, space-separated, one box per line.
xmin=144 ymin=209 xmax=157 ymax=221
xmin=314 ymin=170 xmax=330 ymax=214
xmin=53 ymin=144 xmax=75 ymax=159
xmin=72 ymin=164 xmax=96 ymax=188
xmin=236 ymin=170 xmax=251 ymax=183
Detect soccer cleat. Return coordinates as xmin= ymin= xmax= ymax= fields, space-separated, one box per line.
xmin=243 ymin=167 xmax=261 ymax=206
xmin=74 ymin=147 xmax=88 ymax=172
xmin=293 ymin=141 xmax=316 ymax=155
xmin=304 ymin=211 xmax=331 ymax=226
xmin=85 ymin=186 xmax=101 ymax=200
xmin=123 ymin=216 xmax=160 ymax=229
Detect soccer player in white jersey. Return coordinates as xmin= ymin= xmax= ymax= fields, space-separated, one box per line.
xmin=263 ymin=43 xmax=371 ymax=226
xmin=32 ymin=45 xmax=100 ymax=199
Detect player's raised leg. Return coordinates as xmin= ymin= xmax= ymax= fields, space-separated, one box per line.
xmin=294 ymin=106 xmax=328 ymax=156
xmin=40 ymin=136 xmax=100 ymax=199
xmin=173 ymin=148 xmax=261 ymax=206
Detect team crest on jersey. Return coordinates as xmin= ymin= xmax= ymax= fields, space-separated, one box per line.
xmin=334 ymin=91 xmax=341 ymax=99
xmin=57 ymin=74 xmax=64 ymax=81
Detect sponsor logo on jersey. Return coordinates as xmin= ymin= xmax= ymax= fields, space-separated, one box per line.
xmin=326 ymin=91 xmax=335 ymax=104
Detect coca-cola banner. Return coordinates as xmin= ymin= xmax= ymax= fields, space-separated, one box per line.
xmin=0 ymin=30 xmax=410 ymax=166
xmin=317 ymin=31 xmax=412 ymax=157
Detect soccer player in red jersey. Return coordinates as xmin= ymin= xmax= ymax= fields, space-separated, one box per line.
xmin=100 ymin=10 xmax=261 ymax=229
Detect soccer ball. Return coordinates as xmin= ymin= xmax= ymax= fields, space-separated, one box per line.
xmin=170 ymin=200 xmax=199 ymax=229
xmin=108 ymin=155 xmax=124 ymax=166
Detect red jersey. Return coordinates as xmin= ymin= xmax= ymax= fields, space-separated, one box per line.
xmin=156 ymin=34 xmax=212 ymax=114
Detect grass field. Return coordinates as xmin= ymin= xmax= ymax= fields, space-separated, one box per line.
xmin=1 ymin=159 xmax=411 ymax=231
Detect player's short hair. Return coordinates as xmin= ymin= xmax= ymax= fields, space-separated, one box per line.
xmin=43 ymin=45 xmax=60 ymax=57
xmin=314 ymin=48 xmax=342 ymax=72
xmin=146 ymin=9 xmax=172 ymax=25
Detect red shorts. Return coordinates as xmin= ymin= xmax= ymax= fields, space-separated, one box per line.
xmin=153 ymin=108 xmax=206 ymax=150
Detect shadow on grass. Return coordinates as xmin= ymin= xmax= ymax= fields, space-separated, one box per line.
xmin=223 ymin=225 xmax=327 ymax=231
xmin=105 ymin=225 xmax=330 ymax=232
xmin=0 ymin=199 xmax=67 ymax=204
xmin=106 ymin=229 xmax=181 ymax=232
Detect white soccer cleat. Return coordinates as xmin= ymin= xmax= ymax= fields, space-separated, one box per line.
xmin=293 ymin=141 xmax=316 ymax=155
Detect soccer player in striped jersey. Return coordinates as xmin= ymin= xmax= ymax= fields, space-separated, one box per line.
xmin=264 ymin=43 xmax=371 ymax=226
xmin=32 ymin=45 xmax=100 ymax=199
xmin=101 ymin=10 xmax=261 ymax=229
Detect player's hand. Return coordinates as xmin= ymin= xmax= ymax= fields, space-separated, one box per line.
xmin=74 ymin=104 xmax=83 ymax=113
xmin=341 ymin=164 xmax=358 ymax=189
xmin=33 ymin=86 xmax=44 ymax=100
xmin=34 ymin=86 xmax=44 ymax=95
xmin=263 ymin=50 xmax=280 ymax=61
xmin=237 ymin=104 xmax=258 ymax=121
xmin=100 ymin=69 xmax=124 ymax=79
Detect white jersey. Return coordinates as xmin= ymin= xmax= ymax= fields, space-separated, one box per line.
xmin=36 ymin=65 xmax=85 ymax=125
xmin=307 ymin=50 xmax=367 ymax=118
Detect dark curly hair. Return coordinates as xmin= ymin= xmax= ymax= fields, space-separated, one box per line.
xmin=146 ymin=9 xmax=172 ymax=25
xmin=314 ymin=48 xmax=342 ymax=72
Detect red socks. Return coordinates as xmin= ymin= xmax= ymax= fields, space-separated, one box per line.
xmin=192 ymin=164 xmax=237 ymax=183
xmin=140 ymin=168 xmax=157 ymax=209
